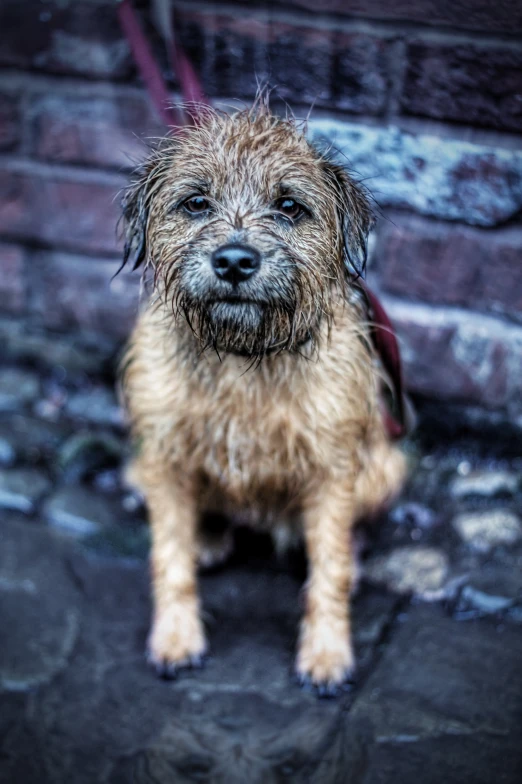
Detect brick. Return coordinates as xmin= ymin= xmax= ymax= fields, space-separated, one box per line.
xmin=309 ymin=119 xmax=522 ymax=226
xmin=175 ymin=12 xmax=389 ymax=114
xmin=266 ymin=23 xmax=389 ymax=113
xmin=330 ymin=31 xmax=389 ymax=114
xmin=29 ymin=91 xmax=163 ymax=170
xmin=0 ymin=0 xmax=132 ymax=80
xmin=401 ymin=42 xmax=522 ymax=133
xmin=30 ymin=252 xmax=139 ymax=340
xmin=0 ymin=92 xmax=20 ymax=151
xmin=0 ymin=164 xmax=124 ymax=255
xmin=265 ymin=21 xmax=332 ymax=106
xmin=0 ymin=244 xmax=25 ymax=313
xmin=198 ymin=13 xmax=267 ymax=99
xmin=376 ymin=218 xmax=522 ymax=321
xmin=283 ymin=1 xmax=522 ymax=34
xmin=383 ymin=296 xmax=522 ymax=415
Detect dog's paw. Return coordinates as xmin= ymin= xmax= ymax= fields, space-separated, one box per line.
xmin=147 ymin=609 xmax=208 ymax=680
xmin=295 ymin=628 xmax=356 ymax=697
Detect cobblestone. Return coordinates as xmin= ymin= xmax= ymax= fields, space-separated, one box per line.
xmin=64 ymin=386 xmax=124 ymax=428
xmin=453 ymin=509 xmax=521 ymax=552
xmin=58 ymin=430 xmax=125 ymax=482
xmin=450 ymin=469 xmax=520 ymax=499
xmin=0 ymin=367 xmax=40 ymax=411
xmin=43 ymin=484 xmax=120 ymax=536
xmin=364 ymin=546 xmax=449 ymax=599
xmin=0 ymin=467 xmax=52 ymax=514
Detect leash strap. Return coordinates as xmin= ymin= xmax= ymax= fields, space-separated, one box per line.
xmin=359 ymin=282 xmax=409 ymax=439
xmin=117 ymin=0 xmax=410 ymax=439
xmin=117 ymin=0 xmax=209 ymax=126
xmin=117 ymin=0 xmax=178 ymax=126
xmin=151 ymin=0 xmax=208 ymax=109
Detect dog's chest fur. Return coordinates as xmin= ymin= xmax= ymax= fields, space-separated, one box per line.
xmin=126 ymin=301 xmax=377 ymax=511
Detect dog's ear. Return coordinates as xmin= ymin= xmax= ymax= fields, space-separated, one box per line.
xmin=323 ymin=161 xmax=373 ymax=280
xmin=120 ymin=172 xmax=150 ymax=272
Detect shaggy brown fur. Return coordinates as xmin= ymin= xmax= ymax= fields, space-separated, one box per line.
xmin=120 ymin=99 xmax=407 ymax=695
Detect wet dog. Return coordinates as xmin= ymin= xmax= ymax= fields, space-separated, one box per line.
xmin=120 ymin=99 xmax=407 ymax=695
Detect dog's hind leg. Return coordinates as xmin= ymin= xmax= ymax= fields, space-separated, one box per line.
xmin=197 ymin=511 xmax=234 ymax=570
xmin=354 ymin=438 xmax=407 ymax=522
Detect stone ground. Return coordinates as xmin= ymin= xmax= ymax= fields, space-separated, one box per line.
xmin=0 ymin=320 xmax=521 ymax=784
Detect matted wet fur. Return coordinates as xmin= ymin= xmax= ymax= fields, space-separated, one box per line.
xmin=120 ymin=97 xmax=407 ymax=695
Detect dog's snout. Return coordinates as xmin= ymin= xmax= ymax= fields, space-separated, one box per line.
xmin=211 ymin=244 xmax=261 ymax=284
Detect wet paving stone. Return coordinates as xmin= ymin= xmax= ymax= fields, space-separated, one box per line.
xmin=340 ymin=605 xmax=522 ymax=784
xmin=0 ymin=517 xmax=395 ymax=784
xmin=0 ymin=467 xmax=52 ymax=513
xmin=0 ymin=519 xmax=81 ymax=693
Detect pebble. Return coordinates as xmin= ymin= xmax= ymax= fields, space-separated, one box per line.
xmin=457 ymin=461 xmax=472 ymax=476
xmin=0 ymin=318 xmax=113 ymax=374
xmin=0 ymin=437 xmax=16 ymax=466
xmin=43 ymin=485 xmax=118 ymax=536
xmin=58 ymin=431 xmax=125 ymax=482
xmin=458 ymin=586 xmax=514 ymax=614
xmin=450 ymin=470 xmax=519 ymax=499
xmin=0 ymin=414 xmax=68 ymax=462
xmin=0 ymin=368 xmax=40 ymax=412
xmin=389 ymin=502 xmax=437 ymax=529
xmin=453 ymin=509 xmax=521 ymax=552
xmin=364 ymin=546 xmax=449 ymax=598
xmin=0 ymin=468 xmax=52 ymax=514
xmin=64 ymin=387 xmax=123 ymax=427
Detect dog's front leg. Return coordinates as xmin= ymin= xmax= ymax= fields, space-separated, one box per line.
xmin=142 ymin=465 xmax=207 ymax=677
xmin=296 ymin=477 xmax=357 ymax=695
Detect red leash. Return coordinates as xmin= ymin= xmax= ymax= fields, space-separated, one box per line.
xmin=117 ymin=0 xmax=410 ymax=439
xmin=117 ymin=0 xmax=209 ymax=125
xmin=117 ymin=0 xmax=178 ymax=126
xmin=360 ymin=282 xmax=410 ymax=439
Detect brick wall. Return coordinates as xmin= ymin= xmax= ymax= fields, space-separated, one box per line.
xmin=0 ymin=0 xmax=521 ymax=421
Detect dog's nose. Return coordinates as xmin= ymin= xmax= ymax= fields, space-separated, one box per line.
xmin=211 ymin=244 xmax=261 ymax=284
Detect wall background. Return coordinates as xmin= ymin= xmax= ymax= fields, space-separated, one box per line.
xmin=0 ymin=0 xmax=521 ymax=424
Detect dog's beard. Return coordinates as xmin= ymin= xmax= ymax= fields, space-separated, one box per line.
xmin=160 ymin=248 xmax=331 ymax=359
xmin=173 ymin=292 xmax=320 ymax=359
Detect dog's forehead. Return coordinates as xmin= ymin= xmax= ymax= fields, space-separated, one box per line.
xmin=173 ymin=114 xmax=321 ymax=196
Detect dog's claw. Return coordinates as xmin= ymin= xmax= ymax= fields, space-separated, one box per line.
xmin=146 ymin=650 xmax=208 ymax=680
xmin=294 ymin=669 xmax=356 ymax=698
xmin=156 ymin=661 xmax=179 ymax=680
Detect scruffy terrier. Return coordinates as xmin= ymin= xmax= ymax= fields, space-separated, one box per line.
xmin=120 ymin=99 xmax=407 ymax=695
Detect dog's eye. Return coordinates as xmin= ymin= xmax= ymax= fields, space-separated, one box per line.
xmin=183 ymin=196 xmax=211 ymax=215
xmin=274 ymin=198 xmax=305 ymax=221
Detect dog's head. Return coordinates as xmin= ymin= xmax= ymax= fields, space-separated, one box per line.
xmin=122 ymin=101 xmax=373 ymax=358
